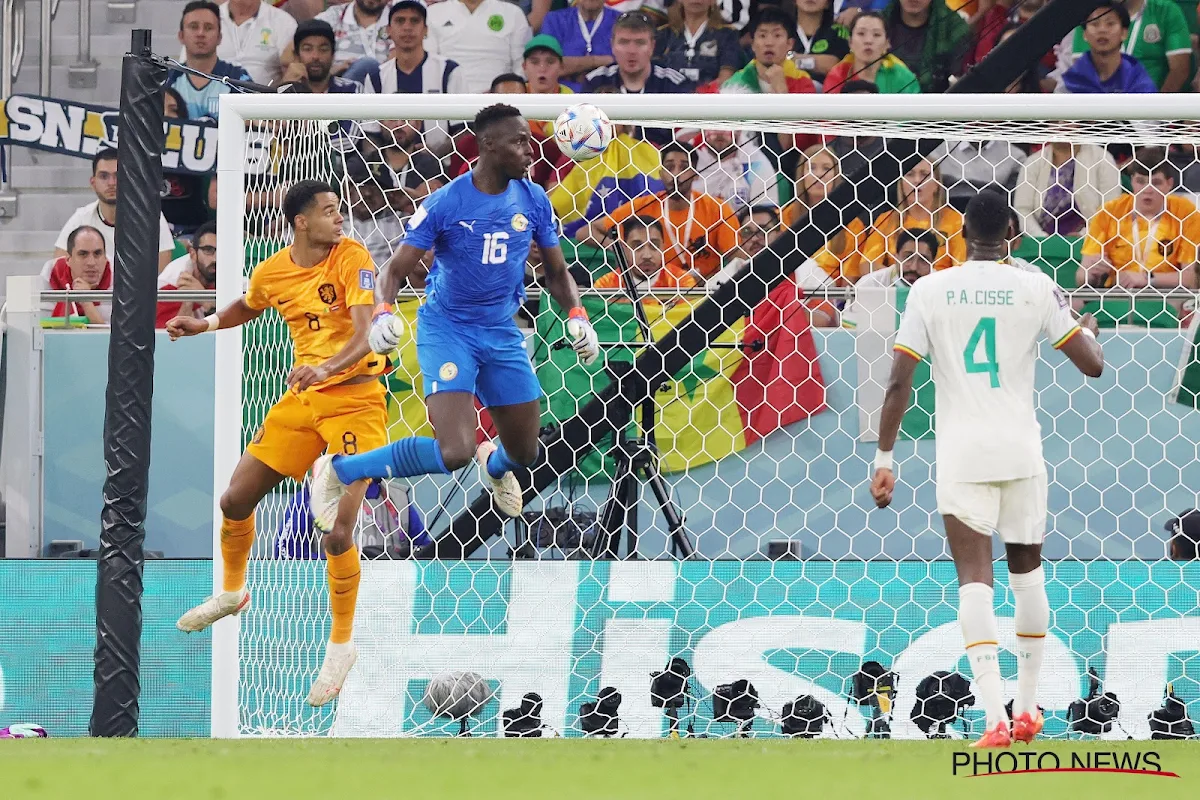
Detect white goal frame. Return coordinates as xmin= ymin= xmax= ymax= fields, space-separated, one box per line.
xmin=211 ymin=92 xmax=1200 ymax=738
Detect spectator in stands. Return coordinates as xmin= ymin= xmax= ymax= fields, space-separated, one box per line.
xmin=784 ymin=144 xmax=840 ymax=228
xmin=156 ymin=221 xmax=217 ymax=328
xmin=491 ymin=73 xmax=528 ymax=93
xmin=791 ymin=0 xmax=850 ymax=86
xmin=1014 ymin=142 xmax=1122 ymax=237
xmin=283 ymin=20 xmax=365 ymax=92
xmin=218 ymin=0 xmax=297 ymax=86
xmin=694 ymin=128 xmax=780 ymax=211
xmin=314 ymin=0 xmax=394 ymax=91
xmin=851 ymin=226 xmax=938 ymax=291
xmin=425 ymin=0 xmax=533 ymax=93
xmin=967 ymin=0 xmax=1045 ymax=69
xmin=540 ymin=0 xmax=621 ymax=89
xmin=550 ymin=102 xmax=663 ymax=238
xmin=825 ymin=80 xmax=891 ymax=182
xmin=655 ymin=0 xmax=741 ymax=85
xmin=41 ymin=225 xmax=111 ymax=325
xmin=586 ymin=11 xmax=694 ymax=95
xmin=160 ymin=90 xmax=214 ymax=237
xmin=939 ymin=139 xmax=1027 ymax=210
xmin=823 ymin=11 xmax=920 ymax=93
xmin=593 ymin=216 xmax=697 ymax=291
xmin=342 ymin=161 xmax=408 ymax=266
xmin=721 ymin=7 xmax=816 ymax=95
xmin=1059 ymin=0 xmax=1190 ymax=93
xmin=1058 ymin=2 xmax=1157 ymax=94
xmin=1165 ymin=509 xmax=1200 ymax=561
xmin=860 ymin=155 xmax=965 ymax=273
xmin=710 ymin=204 xmax=781 ymax=285
xmin=54 ymin=149 xmax=176 ymax=272
xmin=881 ymin=0 xmax=969 ymax=93
xmin=362 ymin=120 xmax=446 ymax=211
xmin=524 ymin=35 xmax=572 ymax=95
xmin=371 ymin=2 xmax=468 ymax=95
xmin=171 ymin=1 xmax=253 ymax=121
xmin=580 ymin=142 xmax=739 ymax=282
xmin=1077 ymin=147 xmax=1200 ymax=309
xmin=785 ymin=145 xmax=871 ymax=287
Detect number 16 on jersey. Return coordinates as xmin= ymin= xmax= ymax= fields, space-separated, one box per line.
xmin=482 ymin=232 xmax=509 ymax=265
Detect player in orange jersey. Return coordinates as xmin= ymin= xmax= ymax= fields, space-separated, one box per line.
xmin=166 ymin=179 xmax=384 ymax=707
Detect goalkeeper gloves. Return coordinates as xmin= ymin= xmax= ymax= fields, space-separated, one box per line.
xmin=368 ymin=304 xmax=404 ymax=353
xmin=566 ymin=307 xmax=599 ymax=366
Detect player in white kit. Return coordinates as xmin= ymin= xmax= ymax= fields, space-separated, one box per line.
xmin=870 ymin=191 xmax=1105 ymax=748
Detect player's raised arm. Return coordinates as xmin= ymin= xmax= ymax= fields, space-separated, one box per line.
xmin=872 ymin=285 xmax=929 ymax=509
xmin=366 ymin=242 xmax=428 ymax=354
xmin=166 ymin=296 xmax=263 ymax=342
xmin=541 ymin=243 xmax=599 ymax=366
xmin=1043 ymin=282 xmax=1105 ymax=379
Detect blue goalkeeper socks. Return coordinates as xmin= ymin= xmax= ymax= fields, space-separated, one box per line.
xmin=486 ymin=442 xmax=525 ymax=479
xmin=332 ymin=437 xmax=449 ymax=482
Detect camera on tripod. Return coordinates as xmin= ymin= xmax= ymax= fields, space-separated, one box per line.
xmin=650 ymin=657 xmax=694 ymax=736
xmin=849 ymin=661 xmax=897 ymax=738
xmin=1067 ymin=667 xmax=1121 ymax=737
xmin=713 ymin=679 xmax=759 ymax=737
xmin=502 ymin=692 xmax=545 ymax=738
xmin=781 ymin=695 xmax=829 ymax=738
xmin=579 ymin=686 xmax=622 ymax=737
xmin=910 ymin=671 xmax=974 ymax=739
xmin=1149 ymin=683 xmax=1196 ymax=740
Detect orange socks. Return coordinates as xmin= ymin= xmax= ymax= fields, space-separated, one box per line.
xmin=327 ymin=546 xmax=361 ymax=644
xmin=220 ymin=515 xmax=256 ymax=592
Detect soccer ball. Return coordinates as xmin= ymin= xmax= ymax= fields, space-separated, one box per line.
xmin=554 ymin=103 xmax=614 ymax=162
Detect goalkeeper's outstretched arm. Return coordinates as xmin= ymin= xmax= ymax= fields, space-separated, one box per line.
xmin=166 ymin=297 xmax=263 ymax=341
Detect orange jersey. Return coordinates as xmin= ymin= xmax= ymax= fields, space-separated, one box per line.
xmin=245 ymin=237 xmax=382 ymax=391
xmin=859 ymin=208 xmax=966 ymax=272
xmin=1082 ymin=194 xmax=1200 ymax=274
xmin=602 ymin=191 xmax=740 ymax=279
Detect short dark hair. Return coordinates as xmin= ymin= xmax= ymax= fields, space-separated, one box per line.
xmin=192 ymin=220 xmax=217 ymax=242
xmin=748 ymin=7 xmax=796 ymax=38
xmin=1088 ymin=0 xmax=1131 ymax=30
xmin=661 ymin=141 xmax=698 ymax=168
xmin=895 ymin=227 xmax=941 ymax=258
xmin=1127 ymin=146 xmax=1174 ymax=183
xmin=389 ymin=0 xmax=426 ymax=24
xmin=739 ymin=204 xmax=781 ymax=225
xmin=622 ymin=215 xmax=664 ymax=240
xmin=1167 ymin=510 xmax=1200 ymax=560
xmin=840 ymin=79 xmax=880 ymax=94
xmin=92 ymin=147 xmax=118 ymax=174
xmin=489 ymin=73 xmax=527 ymax=92
xmin=163 ymin=86 xmax=189 ymax=119
xmin=180 ymin=0 xmax=220 ymax=29
xmin=294 ymin=19 xmax=335 ymax=52
xmin=282 ymin=180 xmax=338 ymax=229
xmin=474 ymin=103 xmax=523 ymax=136
xmin=964 ymin=190 xmax=1011 ymax=243
xmin=613 ymin=10 xmax=656 ymax=37
xmin=67 ymin=225 xmax=105 ymax=253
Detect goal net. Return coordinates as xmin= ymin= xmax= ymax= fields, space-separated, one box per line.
xmin=214 ymin=94 xmax=1200 ymax=740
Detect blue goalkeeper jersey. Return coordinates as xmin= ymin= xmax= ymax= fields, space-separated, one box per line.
xmin=402 ymin=173 xmax=560 ymax=325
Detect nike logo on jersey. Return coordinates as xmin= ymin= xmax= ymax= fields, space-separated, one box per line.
xmin=459 ymin=220 xmax=476 ymax=232
xmin=277 ymin=298 xmax=292 ymax=305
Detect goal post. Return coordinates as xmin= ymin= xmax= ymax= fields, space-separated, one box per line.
xmin=213 ymin=92 xmax=1200 ymax=739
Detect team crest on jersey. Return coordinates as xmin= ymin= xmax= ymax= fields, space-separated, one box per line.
xmin=440 ymin=362 xmax=458 ymax=381
xmin=487 ymin=14 xmax=504 ymax=31
xmin=511 ymin=213 xmax=529 ymax=232
xmin=359 ymin=269 xmax=375 ymax=290
xmin=318 ymin=283 xmax=338 ymax=304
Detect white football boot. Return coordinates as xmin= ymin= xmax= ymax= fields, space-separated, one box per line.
xmin=306 ymin=641 xmax=358 ymax=707
xmin=476 ymin=441 xmax=524 ymax=518
xmin=176 ymin=588 xmax=251 ymax=633
xmin=310 ymin=454 xmax=348 ymax=532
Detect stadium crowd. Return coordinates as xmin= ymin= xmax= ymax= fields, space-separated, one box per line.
xmin=39 ymin=0 xmax=1200 ymax=330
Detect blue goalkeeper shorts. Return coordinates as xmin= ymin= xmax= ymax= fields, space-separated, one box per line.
xmin=416 ymin=307 xmax=542 ymax=408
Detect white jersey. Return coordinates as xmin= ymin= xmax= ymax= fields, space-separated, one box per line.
xmin=893 ymin=261 xmax=1080 ymax=483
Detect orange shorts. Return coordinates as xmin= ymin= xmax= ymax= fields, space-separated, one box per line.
xmin=246 ymin=379 xmax=387 ymax=481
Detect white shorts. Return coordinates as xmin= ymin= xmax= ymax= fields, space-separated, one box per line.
xmin=936 ymin=473 xmax=1048 ymax=545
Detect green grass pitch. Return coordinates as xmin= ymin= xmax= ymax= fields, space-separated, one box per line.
xmin=2 ymin=739 xmax=1198 ymax=799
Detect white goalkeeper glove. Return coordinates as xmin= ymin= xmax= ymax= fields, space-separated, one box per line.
xmin=368 ymin=304 xmax=405 ymax=354
xmin=565 ymin=307 xmax=599 ymax=366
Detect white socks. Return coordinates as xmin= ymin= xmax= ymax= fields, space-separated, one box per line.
xmin=1010 ymin=566 xmax=1049 ymax=718
xmin=959 ymin=582 xmax=1007 ymax=728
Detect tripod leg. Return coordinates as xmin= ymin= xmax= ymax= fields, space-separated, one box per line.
xmin=593 ymin=453 xmax=634 ymax=559
xmin=641 ymin=461 xmax=696 ymax=559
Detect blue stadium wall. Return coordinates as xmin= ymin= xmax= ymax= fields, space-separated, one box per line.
xmin=1 ymin=560 xmax=1198 ymax=738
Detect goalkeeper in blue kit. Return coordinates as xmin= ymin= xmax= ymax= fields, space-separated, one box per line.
xmin=309 ymin=104 xmax=599 ymax=527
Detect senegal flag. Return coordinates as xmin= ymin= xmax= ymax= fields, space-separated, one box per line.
xmin=535 ymin=279 xmax=827 ymax=478
xmin=383 ymin=299 xmax=435 ymax=440
xmin=842 ymin=281 xmax=935 ymax=442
